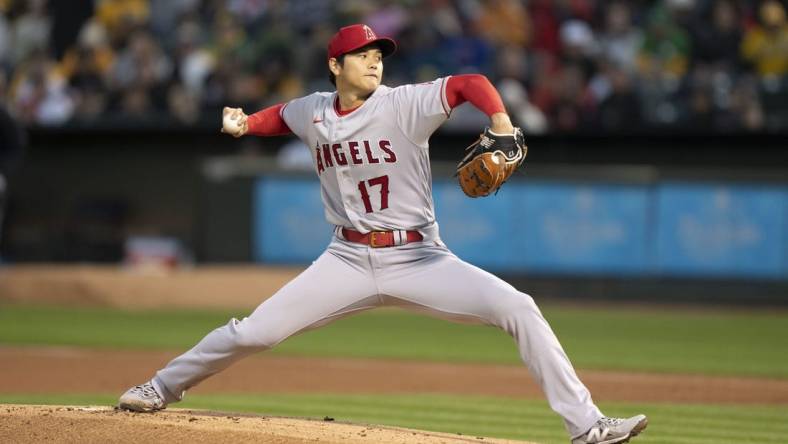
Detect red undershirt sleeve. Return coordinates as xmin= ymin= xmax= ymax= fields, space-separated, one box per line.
xmin=445 ymin=74 xmax=506 ymax=117
xmin=246 ymin=103 xmax=292 ymax=136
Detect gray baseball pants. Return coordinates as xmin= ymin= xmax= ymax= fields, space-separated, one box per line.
xmin=152 ymin=235 xmax=603 ymax=437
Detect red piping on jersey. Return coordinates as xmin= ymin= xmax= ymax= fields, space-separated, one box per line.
xmin=445 ymin=74 xmax=506 ymax=117
xmin=439 ymin=77 xmax=450 ymax=116
xmin=334 ymin=96 xmax=362 ymax=117
xmin=247 ymin=103 xmax=292 ymax=136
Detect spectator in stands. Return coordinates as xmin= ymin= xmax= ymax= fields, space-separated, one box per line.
xmin=9 ymin=0 xmax=51 ymax=65
xmin=148 ymin=0 xmax=200 ymax=43
xmin=497 ymin=77 xmax=549 ymax=134
xmin=685 ymin=66 xmax=718 ymax=130
xmin=109 ymin=29 xmax=171 ymax=91
xmin=95 ymin=0 xmax=150 ymax=47
xmin=742 ymin=0 xmax=788 ymax=130
xmin=172 ymin=13 xmax=214 ymax=97
xmin=593 ymin=62 xmax=642 ymax=132
xmin=741 ymin=0 xmax=788 ymax=78
xmin=167 ymin=82 xmax=200 ymax=124
xmin=597 ymin=2 xmax=643 ymax=74
xmin=108 ymin=29 xmax=172 ymax=119
xmin=61 ymin=19 xmax=115 ymax=122
xmin=636 ymin=3 xmax=693 ymax=128
xmin=551 ymin=62 xmax=596 ymax=132
xmin=474 ymin=0 xmax=531 ymax=48
xmin=639 ymin=3 xmax=691 ymax=79
xmin=729 ymin=75 xmax=766 ymax=131
xmin=528 ymin=0 xmax=561 ymax=55
xmin=493 ymin=41 xmax=542 ymax=134
xmin=9 ymin=49 xmax=75 ymax=125
xmin=559 ymin=19 xmax=597 ymax=80
xmin=691 ymin=0 xmax=743 ymax=70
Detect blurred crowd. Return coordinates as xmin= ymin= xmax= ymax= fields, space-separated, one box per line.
xmin=1 ymin=0 xmax=787 ymax=134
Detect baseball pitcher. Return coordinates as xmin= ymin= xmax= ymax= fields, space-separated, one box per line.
xmin=119 ymin=24 xmax=648 ymax=444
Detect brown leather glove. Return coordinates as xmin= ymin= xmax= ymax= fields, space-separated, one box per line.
xmin=456 ymin=127 xmax=527 ymax=197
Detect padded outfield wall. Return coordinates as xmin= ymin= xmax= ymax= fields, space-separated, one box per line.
xmin=253 ymin=177 xmax=788 ymax=281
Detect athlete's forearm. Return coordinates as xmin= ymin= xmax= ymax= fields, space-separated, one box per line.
xmin=246 ymin=103 xmax=292 ymax=136
xmin=489 ymin=112 xmax=515 ymax=134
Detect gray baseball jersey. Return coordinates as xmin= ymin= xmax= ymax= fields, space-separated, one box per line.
xmin=150 ymin=78 xmax=604 ymax=439
xmin=280 ymin=78 xmax=449 ymax=233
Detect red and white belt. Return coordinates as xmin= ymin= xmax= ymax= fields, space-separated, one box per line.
xmin=340 ymin=227 xmax=423 ymax=248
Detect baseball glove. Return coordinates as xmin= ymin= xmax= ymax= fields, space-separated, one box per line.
xmin=456 ymin=127 xmax=527 ymax=197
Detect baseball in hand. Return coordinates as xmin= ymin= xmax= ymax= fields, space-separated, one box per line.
xmin=222 ymin=107 xmax=247 ymax=137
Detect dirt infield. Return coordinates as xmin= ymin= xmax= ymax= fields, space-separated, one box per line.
xmin=3 ymin=346 xmax=787 ymax=404
xmin=0 ymin=405 xmax=530 ymax=444
xmin=0 ymin=265 xmax=302 ymax=310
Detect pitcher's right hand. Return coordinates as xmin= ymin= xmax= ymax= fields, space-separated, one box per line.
xmin=221 ymin=106 xmax=248 ymax=138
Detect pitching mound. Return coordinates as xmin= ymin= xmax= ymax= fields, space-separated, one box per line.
xmin=0 ymin=405 xmax=532 ymax=444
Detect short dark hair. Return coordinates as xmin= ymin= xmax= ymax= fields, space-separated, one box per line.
xmin=328 ymin=54 xmax=346 ymax=86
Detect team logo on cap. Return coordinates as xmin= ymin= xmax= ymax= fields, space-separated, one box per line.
xmin=363 ymin=25 xmax=376 ymax=40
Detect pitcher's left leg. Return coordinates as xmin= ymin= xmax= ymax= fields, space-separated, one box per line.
xmin=375 ymin=245 xmax=602 ymax=437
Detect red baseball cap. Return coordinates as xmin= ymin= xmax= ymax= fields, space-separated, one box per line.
xmin=327 ymin=24 xmax=397 ymax=60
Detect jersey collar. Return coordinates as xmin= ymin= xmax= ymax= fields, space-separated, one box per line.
xmin=332 ymin=87 xmax=383 ymax=118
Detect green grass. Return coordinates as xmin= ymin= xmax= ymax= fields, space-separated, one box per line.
xmin=2 ymin=393 xmax=787 ymax=444
xmin=1 ymin=304 xmax=787 ymax=377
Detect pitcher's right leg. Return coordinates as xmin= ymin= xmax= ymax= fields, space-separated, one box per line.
xmin=123 ymin=239 xmax=378 ymax=408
